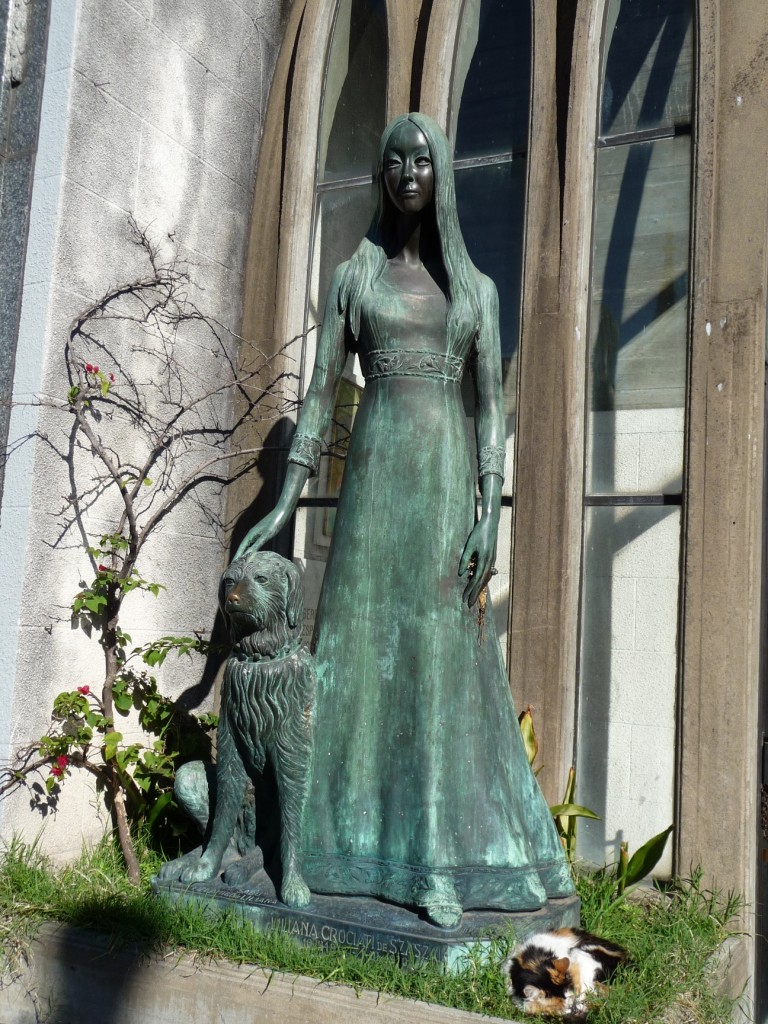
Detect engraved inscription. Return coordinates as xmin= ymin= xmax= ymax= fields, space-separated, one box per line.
xmin=275 ymin=919 xmax=432 ymax=961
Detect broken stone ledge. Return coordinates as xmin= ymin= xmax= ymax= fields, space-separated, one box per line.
xmin=0 ymin=922 xmax=513 ymax=1024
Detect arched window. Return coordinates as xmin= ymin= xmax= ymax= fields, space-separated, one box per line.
xmin=576 ymin=0 xmax=694 ymax=871
xmin=283 ymin=0 xmax=533 ymax=652
xmin=233 ymin=1 xmax=768 ymax=997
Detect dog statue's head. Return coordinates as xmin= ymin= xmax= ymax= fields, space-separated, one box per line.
xmin=220 ymin=551 xmax=304 ymax=659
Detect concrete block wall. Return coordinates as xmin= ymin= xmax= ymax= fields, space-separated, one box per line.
xmin=0 ymin=0 xmax=288 ymax=856
xmin=581 ymin=407 xmax=684 ymax=872
xmin=577 ymin=406 xmax=684 ymax=872
xmin=578 ymin=506 xmax=680 ymax=872
xmin=588 ymin=408 xmax=685 ymax=495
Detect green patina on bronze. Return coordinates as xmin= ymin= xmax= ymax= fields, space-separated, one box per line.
xmin=232 ymin=113 xmax=574 ymax=930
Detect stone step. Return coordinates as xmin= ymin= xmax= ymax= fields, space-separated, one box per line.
xmin=0 ymin=922 xmax=517 ymax=1024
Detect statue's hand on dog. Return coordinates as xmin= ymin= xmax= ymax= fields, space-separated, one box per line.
xmin=158 ymin=551 xmax=316 ymax=908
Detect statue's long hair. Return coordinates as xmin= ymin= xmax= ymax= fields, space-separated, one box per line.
xmin=337 ymin=112 xmax=482 ymax=352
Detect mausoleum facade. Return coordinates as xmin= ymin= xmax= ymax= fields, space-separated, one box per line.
xmin=1 ymin=0 xmax=767 ymax=1013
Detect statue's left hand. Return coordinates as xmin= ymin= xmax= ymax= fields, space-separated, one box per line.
xmin=459 ymin=516 xmax=498 ymax=607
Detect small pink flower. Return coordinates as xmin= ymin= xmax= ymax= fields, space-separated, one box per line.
xmin=56 ymin=754 xmax=69 ymax=768
xmin=108 ymin=372 xmax=115 ymax=383
xmin=50 ymin=765 xmax=63 ymax=778
xmin=77 ymin=685 xmax=90 ymax=696
xmin=98 ymin=564 xmax=108 ymax=572
xmin=92 ymin=365 xmax=100 ymax=374
xmin=85 ymin=363 xmax=94 ymax=373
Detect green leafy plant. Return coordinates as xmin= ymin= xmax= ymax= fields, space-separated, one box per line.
xmin=0 ymin=218 xmax=299 ymax=884
xmin=616 ymin=825 xmax=675 ymax=897
xmin=518 ymin=706 xmax=600 ymax=862
xmin=38 ymin=666 xmax=217 ymax=828
xmin=570 ymin=820 xmax=676 ymax=931
xmin=549 ymin=764 xmax=602 ymax=863
xmin=518 ymin=707 xmax=673 ymax=895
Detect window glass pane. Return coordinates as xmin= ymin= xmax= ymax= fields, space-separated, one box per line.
xmin=321 ymin=377 xmax=362 ymax=534
xmin=451 ymin=0 xmax=531 ymax=159
xmin=587 ymin=136 xmax=689 ymax=494
xmin=319 ymin=0 xmax=387 ymax=183
xmin=307 ymin=182 xmax=377 ymax=329
xmin=456 ymin=160 xmax=525 ymax=366
xmin=293 ymin=505 xmax=328 ymax=647
xmin=456 ymin=159 xmax=524 ymax=494
xmin=577 ymin=0 xmax=692 ymax=881
xmin=451 ymin=0 xmax=531 ymax=500
xmin=587 ymin=409 xmax=684 ymax=496
xmin=577 ymin=505 xmax=680 ymax=873
xmin=601 ymin=0 xmax=693 ymax=138
xmin=293 ymin=376 xmax=362 ymax=577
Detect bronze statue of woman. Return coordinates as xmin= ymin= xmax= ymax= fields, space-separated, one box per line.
xmin=236 ymin=112 xmax=574 ymax=928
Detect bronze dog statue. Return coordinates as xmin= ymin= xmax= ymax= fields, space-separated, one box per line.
xmin=159 ymin=550 xmax=316 ymax=908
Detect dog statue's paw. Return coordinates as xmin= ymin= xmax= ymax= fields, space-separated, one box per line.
xmin=223 ymin=848 xmax=264 ymax=886
xmin=281 ymin=872 xmax=311 ymax=908
xmin=157 ymin=847 xmax=203 ymax=883
xmin=179 ymin=850 xmax=221 ymax=884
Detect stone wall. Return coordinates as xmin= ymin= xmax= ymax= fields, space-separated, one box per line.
xmin=0 ymin=0 xmax=288 ymax=856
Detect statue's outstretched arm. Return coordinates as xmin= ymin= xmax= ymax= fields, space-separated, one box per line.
xmin=235 ymin=265 xmax=350 ymax=559
xmin=459 ymin=276 xmax=504 ymax=607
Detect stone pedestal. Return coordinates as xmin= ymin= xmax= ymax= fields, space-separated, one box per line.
xmin=153 ymin=869 xmax=580 ymax=969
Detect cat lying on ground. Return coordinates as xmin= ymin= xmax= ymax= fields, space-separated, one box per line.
xmin=502 ymin=927 xmax=627 ymax=1019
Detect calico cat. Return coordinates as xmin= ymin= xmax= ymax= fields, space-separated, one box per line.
xmin=502 ymin=927 xmax=627 ymax=1019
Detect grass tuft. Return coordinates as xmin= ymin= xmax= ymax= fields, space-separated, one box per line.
xmin=577 ymin=865 xmax=743 ymax=1023
xmin=0 ymin=835 xmax=742 ymax=1022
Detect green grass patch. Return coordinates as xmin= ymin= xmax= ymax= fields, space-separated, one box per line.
xmin=577 ymin=867 xmax=742 ymax=1023
xmin=0 ymin=835 xmax=741 ymax=1022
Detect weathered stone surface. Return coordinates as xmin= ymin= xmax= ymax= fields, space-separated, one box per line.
xmin=0 ymin=921 xmax=515 ymax=1024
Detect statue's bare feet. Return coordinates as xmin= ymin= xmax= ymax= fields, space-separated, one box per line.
xmin=421 ymin=880 xmax=462 ymax=929
xmin=424 ymin=900 xmax=462 ymax=929
xmin=157 ymin=847 xmax=203 ymax=883
xmin=281 ymin=870 xmax=311 ymax=908
xmin=222 ymin=848 xmax=264 ymax=886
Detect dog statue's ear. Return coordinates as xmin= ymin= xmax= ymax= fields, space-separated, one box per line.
xmin=284 ymin=560 xmax=303 ymax=629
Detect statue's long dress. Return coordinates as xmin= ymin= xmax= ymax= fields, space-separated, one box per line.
xmin=295 ymin=264 xmax=574 ymax=911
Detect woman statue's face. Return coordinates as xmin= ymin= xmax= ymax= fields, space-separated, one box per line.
xmin=382 ymin=122 xmax=434 ymax=215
